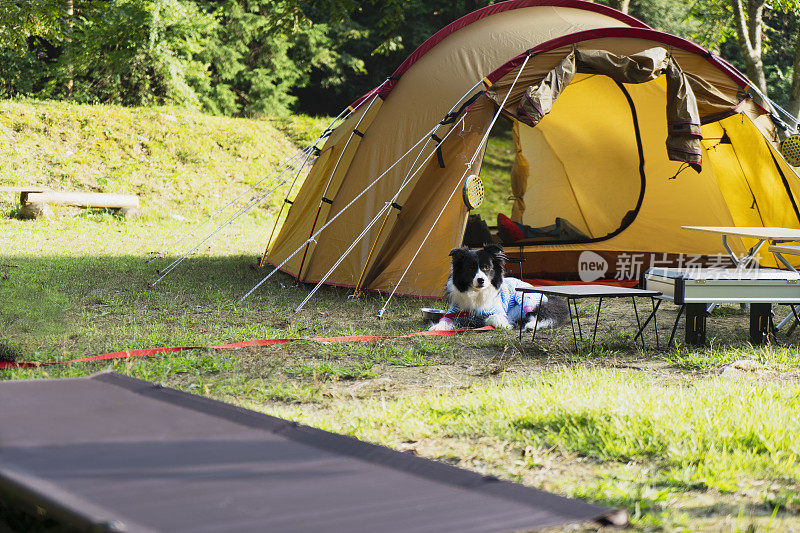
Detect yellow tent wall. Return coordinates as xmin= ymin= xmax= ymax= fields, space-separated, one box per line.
xmin=265 ymin=0 xmax=800 ymax=296
xmin=266 ymin=1 xmax=648 ymax=296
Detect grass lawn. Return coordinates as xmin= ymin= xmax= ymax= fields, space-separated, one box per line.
xmin=2 ymin=100 xmax=800 ymax=532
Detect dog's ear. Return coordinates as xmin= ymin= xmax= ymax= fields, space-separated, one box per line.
xmin=483 ymin=243 xmax=506 ymax=274
xmin=483 ymin=244 xmax=507 ymax=260
xmin=449 ymin=247 xmax=469 ymax=263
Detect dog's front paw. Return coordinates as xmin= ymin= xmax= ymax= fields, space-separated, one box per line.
xmin=429 ymin=318 xmax=456 ymax=331
xmin=485 ymin=314 xmax=512 ymax=329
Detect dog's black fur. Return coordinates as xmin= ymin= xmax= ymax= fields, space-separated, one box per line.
xmin=449 ymin=244 xmax=505 ymax=293
xmin=430 ymin=244 xmax=569 ymax=331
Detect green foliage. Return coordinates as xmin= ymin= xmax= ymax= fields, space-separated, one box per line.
xmin=196 ymin=1 xmax=363 ymax=117
xmin=1 ymin=0 xmax=799 ymax=117
xmin=66 ymin=0 xmax=215 ymax=107
xmin=0 ymin=0 xmax=67 ymax=50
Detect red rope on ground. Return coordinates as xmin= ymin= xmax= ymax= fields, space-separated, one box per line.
xmin=0 ymin=326 xmax=494 ymax=369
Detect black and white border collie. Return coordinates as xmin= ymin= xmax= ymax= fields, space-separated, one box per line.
xmin=430 ymin=244 xmax=568 ymax=331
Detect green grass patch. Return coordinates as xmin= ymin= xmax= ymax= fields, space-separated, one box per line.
xmin=286 ymin=361 xmax=377 ymax=381
xmin=269 ymin=366 xmax=800 ymax=528
xmin=3 ymin=99 xmax=800 ymax=531
xmin=664 ymin=343 xmax=800 ymax=372
xmin=0 ymin=99 xmax=311 ymax=221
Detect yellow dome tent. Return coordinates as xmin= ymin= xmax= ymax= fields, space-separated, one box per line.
xmin=261 ymin=0 xmax=800 ymax=300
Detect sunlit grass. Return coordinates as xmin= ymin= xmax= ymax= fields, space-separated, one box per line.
xmin=269 ymin=366 xmax=800 ymax=528
xmin=2 ymin=99 xmax=800 ymax=531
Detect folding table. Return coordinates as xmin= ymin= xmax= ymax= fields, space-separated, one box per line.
xmin=681 ymin=226 xmax=800 ymax=269
xmin=516 ymin=285 xmax=662 ymax=351
xmin=677 ymin=226 xmax=800 ymax=339
xmin=643 ymin=267 xmax=800 ymax=345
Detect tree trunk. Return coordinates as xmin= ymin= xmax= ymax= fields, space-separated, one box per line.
xmin=731 ymin=0 xmax=768 ymax=97
xmin=606 ymin=0 xmax=630 ymax=14
xmin=66 ymin=0 xmax=74 ymax=99
xmin=789 ymin=24 xmax=800 ymax=128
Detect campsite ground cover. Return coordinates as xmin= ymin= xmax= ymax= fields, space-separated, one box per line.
xmin=2 ymin=100 xmax=800 ymax=532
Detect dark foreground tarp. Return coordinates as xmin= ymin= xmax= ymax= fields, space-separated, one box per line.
xmin=0 ymin=372 xmax=625 ymax=532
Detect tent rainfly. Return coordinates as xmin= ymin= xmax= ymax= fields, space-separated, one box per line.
xmin=260 ymin=0 xmax=800 ymax=301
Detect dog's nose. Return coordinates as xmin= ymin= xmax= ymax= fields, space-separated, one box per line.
xmin=475 ymin=278 xmax=484 ymax=287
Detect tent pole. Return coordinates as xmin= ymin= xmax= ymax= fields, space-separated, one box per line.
xmin=351 ymin=81 xmax=487 ymax=297
xmin=259 ymin=146 xmax=317 ymax=267
xmin=257 ymin=84 xmax=389 ymax=269
xmin=295 ymin=112 xmax=472 ymax=311
xmin=239 ymin=119 xmax=450 ymax=303
xmin=351 ymin=209 xmax=393 ymax=298
xmin=378 ymin=53 xmax=531 ymax=317
xmin=295 ymin=88 xmax=385 ymax=282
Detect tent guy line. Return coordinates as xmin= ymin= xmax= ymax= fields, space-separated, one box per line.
xmin=260 ymin=143 xmax=319 ymax=259
xmin=293 ymin=111 xmax=472 ymax=312
xmin=150 ymin=147 xmax=316 ymax=286
xmin=238 ymin=119 xmax=448 ymax=302
xmin=295 ymin=90 xmax=386 ymax=279
xmin=147 ymin=107 xmax=352 ymax=266
xmin=292 ymin=83 xmax=492 ymax=311
xmin=378 ymin=53 xmax=533 ymax=317
xmin=746 ymin=82 xmax=800 ymax=132
xmin=148 ymin=83 xmax=387 ymax=285
xmin=238 ymin=80 xmax=491 ymax=303
xmin=351 ymin=79 xmax=487 ymax=298
xmin=147 ymin=82 xmax=391 ymax=283
xmin=256 ymin=83 xmax=388 ymax=266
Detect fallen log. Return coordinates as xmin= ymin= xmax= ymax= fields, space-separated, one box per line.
xmin=17 ymin=190 xmax=140 ymax=219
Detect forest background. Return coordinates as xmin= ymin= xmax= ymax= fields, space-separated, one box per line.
xmin=1 ymin=0 xmax=799 ymax=125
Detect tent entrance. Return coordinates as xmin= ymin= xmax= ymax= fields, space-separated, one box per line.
xmin=466 ymin=74 xmax=647 ymax=248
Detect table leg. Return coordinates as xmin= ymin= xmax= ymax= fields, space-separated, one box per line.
xmin=567 ymin=298 xmax=579 ymax=351
xmin=530 ymin=296 xmax=543 ymax=345
xmin=789 ymin=305 xmax=800 ymax=336
xmin=519 ymin=292 xmax=525 ymax=342
xmin=592 ymin=297 xmax=603 ymax=350
xmin=573 ymin=299 xmax=583 ymax=341
xmin=774 ymin=305 xmax=796 ymax=331
xmin=668 ymin=305 xmax=685 ymax=347
xmin=634 ymin=298 xmax=661 ymax=348
xmin=685 ymin=303 xmax=707 ymax=346
xmin=652 ymin=298 xmax=660 ymax=348
xmin=742 ymin=238 xmax=768 ymax=267
xmin=722 ymin=235 xmax=767 ymax=269
xmin=721 ymin=234 xmax=738 ymax=264
xmin=775 ymin=251 xmax=798 ymax=273
xmin=749 ymin=303 xmax=773 ymax=345
xmin=632 ymin=297 xmax=644 ymax=349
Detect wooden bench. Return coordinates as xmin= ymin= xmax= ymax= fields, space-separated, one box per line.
xmin=8 ymin=188 xmax=140 ymax=219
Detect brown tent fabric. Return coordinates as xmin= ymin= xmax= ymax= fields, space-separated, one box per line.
xmin=512 ymin=48 xmax=703 ymax=170
xmin=264 ymin=1 xmax=799 ymax=296
xmin=0 ymin=373 xmax=625 ymax=532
